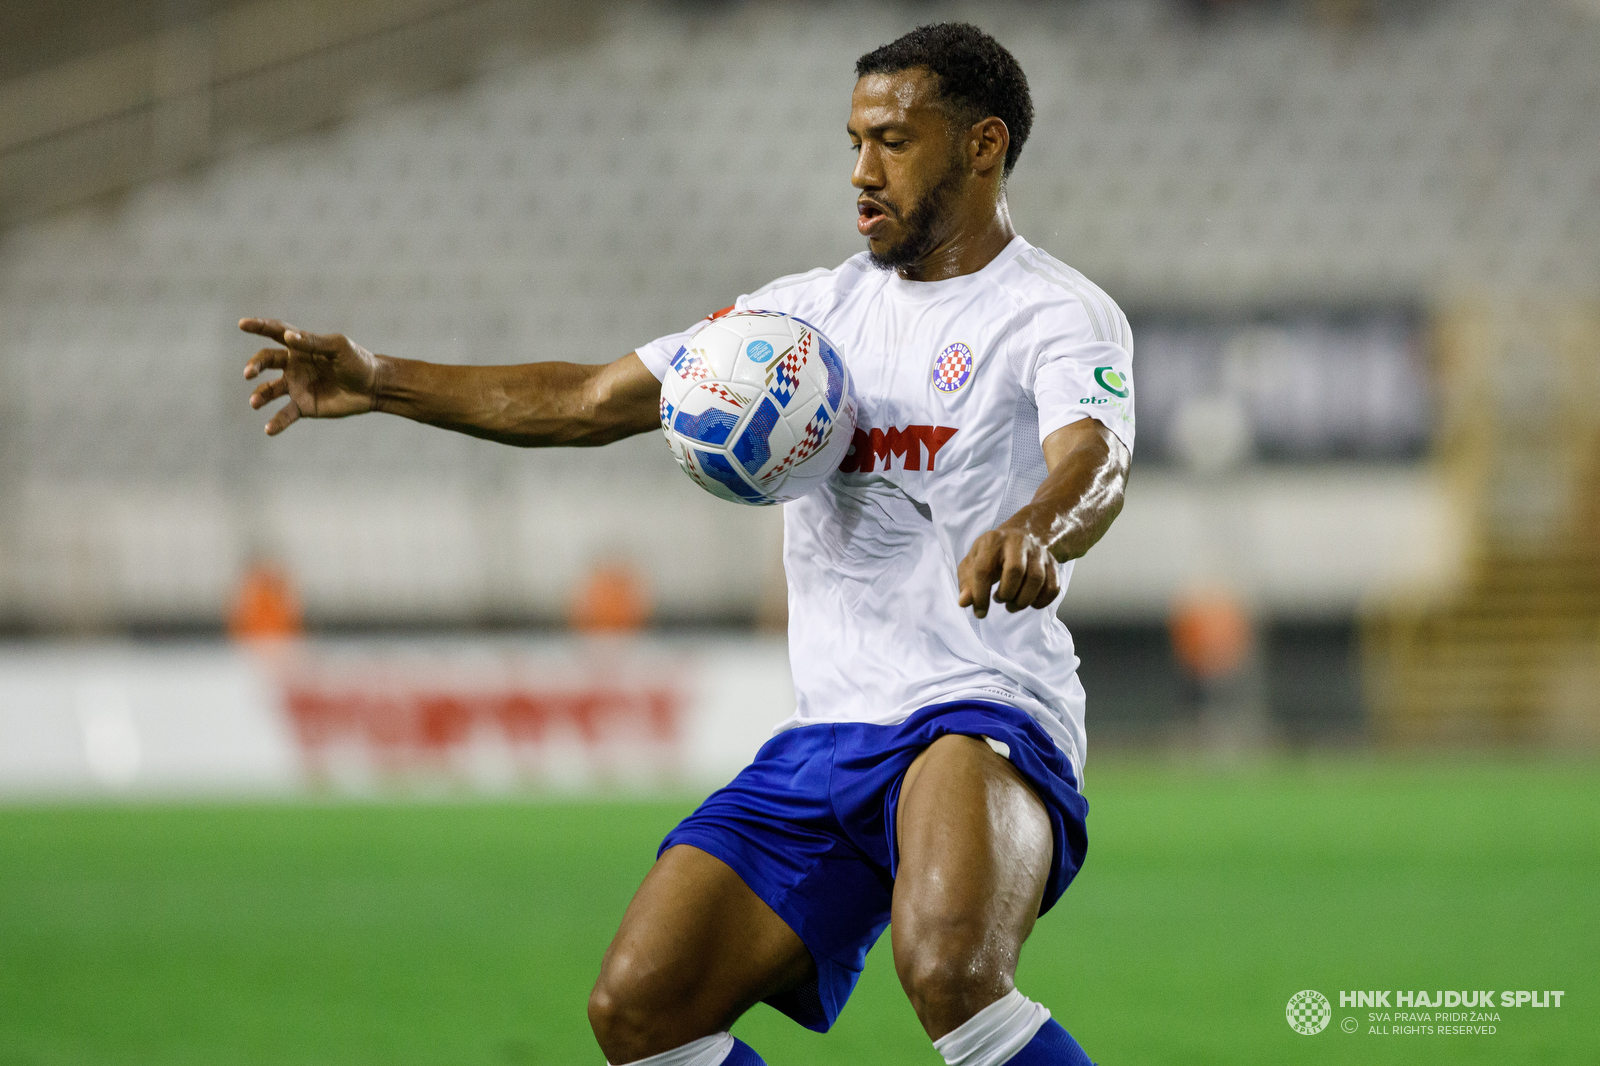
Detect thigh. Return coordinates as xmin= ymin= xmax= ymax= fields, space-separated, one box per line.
xmin=590 ymin=843 xmax=815 ymax=1062
xmin=890 ymin=734 xmax=1054 ymax=1038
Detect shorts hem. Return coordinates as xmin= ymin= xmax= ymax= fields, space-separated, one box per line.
xmin=658 ymin=827 xmax=857 ymax=1033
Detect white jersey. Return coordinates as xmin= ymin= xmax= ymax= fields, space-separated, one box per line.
xmin=636 ymin=236 xmax=1134 ymax=781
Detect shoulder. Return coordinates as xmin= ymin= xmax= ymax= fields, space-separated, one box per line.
xmin=1003 ymin=245 xmax=1133 ymax=354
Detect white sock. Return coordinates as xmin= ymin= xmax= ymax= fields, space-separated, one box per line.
xmin=608 ymin=1031 xmax=735 ymax=1066
xmin=932 ymin=989 xmax=1052 ymax=1066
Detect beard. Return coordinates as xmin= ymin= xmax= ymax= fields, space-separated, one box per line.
xmin=866 ymin=152 xmax=967 ymax=271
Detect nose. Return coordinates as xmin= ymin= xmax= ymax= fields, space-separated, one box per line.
xmin=852 ymin=143 xmax=883 ymax=191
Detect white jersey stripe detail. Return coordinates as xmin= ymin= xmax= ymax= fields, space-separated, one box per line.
xmin=1025 ymin=249 xmax=1131 ymax=350
xmin=1017 ymin=251 xmax=1129 ymax=350
xmin=1016 ymin=255 xmax=1116 ymax=347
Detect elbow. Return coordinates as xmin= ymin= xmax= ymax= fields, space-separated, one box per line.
xmin=570 ymin=365 xmax=656 ymax=446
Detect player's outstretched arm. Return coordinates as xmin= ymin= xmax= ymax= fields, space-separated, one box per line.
xmin=240 ymin=317 xmax=660 ymax=446
xmin=957 ymin=417 xmax=1129 ymax=619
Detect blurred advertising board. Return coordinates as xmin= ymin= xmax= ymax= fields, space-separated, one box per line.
xmin=0 ymin=637 xmax=793 ymax=799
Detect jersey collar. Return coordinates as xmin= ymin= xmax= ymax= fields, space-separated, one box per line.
xmin=882 ymin=235 xmax=1030 ymax=303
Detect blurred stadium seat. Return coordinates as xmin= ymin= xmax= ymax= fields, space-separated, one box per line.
xmin=0 ymin=0 xmax=1595 ymax=749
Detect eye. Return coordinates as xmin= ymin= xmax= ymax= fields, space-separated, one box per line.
xmin=884 ymin=139 xmax=907 ymax=150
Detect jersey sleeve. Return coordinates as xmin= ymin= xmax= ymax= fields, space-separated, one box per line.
xmin=632 ymin=308 xmax=729 ymax=381
xmin=1031 ymin=302 xmax=1136 ymax=456
xmin=633 ymin=266 xmax=842 ymax=381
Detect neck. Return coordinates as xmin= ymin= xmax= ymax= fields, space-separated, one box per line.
xmin=897 ymin=193 xmax=1017 ymax=282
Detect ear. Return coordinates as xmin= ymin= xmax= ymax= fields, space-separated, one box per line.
xmin=969 ymin=116 xmax=1010 ymax=176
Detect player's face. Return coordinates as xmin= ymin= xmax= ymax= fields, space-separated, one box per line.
xmin=848 ymin=70 xmax=970 ymax=270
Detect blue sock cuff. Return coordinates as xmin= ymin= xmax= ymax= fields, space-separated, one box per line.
xmin=722 ymin=1037 xmax=767 ymax=1066
xmin=1003 ymin=1018 xmax=1093 ymax=1066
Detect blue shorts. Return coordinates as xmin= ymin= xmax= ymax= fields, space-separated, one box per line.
xmin=658 ymin=700 xmax=1089 ymax=1033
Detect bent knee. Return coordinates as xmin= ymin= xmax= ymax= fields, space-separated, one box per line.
xmin=895 ymin=926 xmax=1017 ymax=1029
xmin=588 ymin=952 xmax=681 ymax=1058
xmin=585 ymin=970 xmax=629 ymax=1052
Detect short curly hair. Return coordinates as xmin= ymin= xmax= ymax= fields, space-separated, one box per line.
xmin=855 ymin=23 xmax=1034 ymax=176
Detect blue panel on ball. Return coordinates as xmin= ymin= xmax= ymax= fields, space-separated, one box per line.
xmin=732 ymin=396 xmax=781 ymax=474
xmin=746 ymin=340 xmax=774 ymax=363
xmin=807 ymin=402 xmax=832 ymax=437
xmin=769 ymin=360 xmax=797 ymax=407
xmin=696 ymin=449 xmax=764 ymax=501
xmin=818 ymin=341 xmax=845 ymax=411
xmin=674 ymin=407 xmax=739 ymax=445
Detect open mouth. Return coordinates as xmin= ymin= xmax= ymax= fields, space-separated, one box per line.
xmin=857 ymin=198 xmax=891 ymax=236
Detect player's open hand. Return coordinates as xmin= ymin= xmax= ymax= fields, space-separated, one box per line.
xmin=241 ymin=318 xmax=381 ymax=435
xmin=957 ymin=527 xmax=1061 ymax=619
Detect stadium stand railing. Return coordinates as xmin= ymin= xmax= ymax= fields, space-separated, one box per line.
xmin=1363 ymin=299 xmax=1600 ymax=744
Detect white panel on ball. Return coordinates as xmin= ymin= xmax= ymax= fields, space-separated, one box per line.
xmin=659 ymin=310 xmax=855 ymax=505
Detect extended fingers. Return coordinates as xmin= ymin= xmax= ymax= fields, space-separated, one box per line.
xmin=240 ymin=317 xmax=295 ymax=343
xmin=265 ymin=398 xmax=302 ymax=436
xmin=244 ymin=346 xmax=287 ymax=379
xmin=250 ymin=375 xmax=288 ymax=409
xmin=284 ymin=328 xmax=344 ymax=355
xmin=239 ymin=318 xmax=343 ymax=355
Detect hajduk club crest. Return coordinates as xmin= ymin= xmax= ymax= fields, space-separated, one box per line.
xmin=933 ymin=343 xmax=974 ymax=393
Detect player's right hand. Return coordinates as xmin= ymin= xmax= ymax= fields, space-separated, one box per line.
xmin=241 ymin=318 xmax=381 ymax=435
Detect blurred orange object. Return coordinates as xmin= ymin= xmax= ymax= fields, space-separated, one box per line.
xmin=570 ymin=559 xmax=650 ymax=633
xmin=228 ymin=561 xmax=303 ymax=641
xmin=1169 ymin=587 xmax=1252 ymax=680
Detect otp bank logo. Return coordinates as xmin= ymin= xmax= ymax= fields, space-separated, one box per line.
xmin=838 ymin=425 xmax=959 ymax=473
xmin=1094 ymin=366 xmax=1129 ymax=397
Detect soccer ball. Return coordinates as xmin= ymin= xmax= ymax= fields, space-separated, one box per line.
xmin=659 ymin=310 xmax=855 ymax=505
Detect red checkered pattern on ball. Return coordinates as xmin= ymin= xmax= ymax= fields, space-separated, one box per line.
xmin=683 ymin=452 xmax=712 ymax=491
xmin=795 ymin=408 xmax=831 ymax=460
xmin=761 ymin=441 xmax=803 ymax=483
xmin=680 ymin=354 xmax=711 ymax=382
xmin=768 ymin=347 xmax=804 ymax=406
xmin=706 ymin=383 xmax=747 ymax=408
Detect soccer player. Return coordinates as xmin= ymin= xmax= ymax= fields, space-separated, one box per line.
xmin=241 ymin=23 xmax=1131 ymax=1066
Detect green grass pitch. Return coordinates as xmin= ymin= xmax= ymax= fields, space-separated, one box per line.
xmin=1 ymin=755 xmax=1594 ymax=1065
